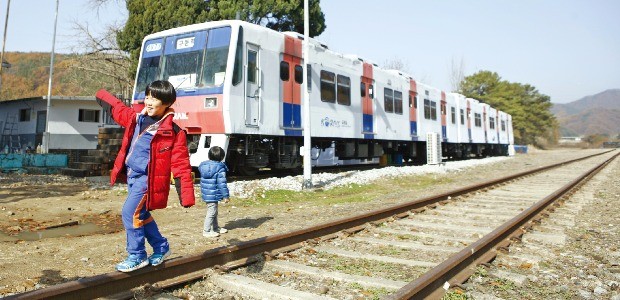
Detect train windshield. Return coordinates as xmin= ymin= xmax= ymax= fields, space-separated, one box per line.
xmin=135 ymin=26 xmax=232 ymax=96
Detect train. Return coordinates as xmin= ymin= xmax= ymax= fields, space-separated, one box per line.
xmin=130 ymin=20 xmax=514 ymax=175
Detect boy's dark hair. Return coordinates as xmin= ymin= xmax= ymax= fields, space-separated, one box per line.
xmin=146 ymin=80 xmax=176 ymax=105
xmin=208 ymin=146 xmax=225 ymax=162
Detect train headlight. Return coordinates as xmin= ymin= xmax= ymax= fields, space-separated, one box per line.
xmin=204 ymin=97 xmax=217 ymax=108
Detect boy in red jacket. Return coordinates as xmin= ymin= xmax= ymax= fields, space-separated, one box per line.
xmin=96 ymin=80 xmax=195 ymax=272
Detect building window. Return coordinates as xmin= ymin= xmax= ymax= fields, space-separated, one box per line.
xmin=19 ymin=109 xmax=31 ymax=122
xmin=320 ymin=70 xmax=335 ymax=103
xmin=79 ymin=109 xmax=100 ymax=123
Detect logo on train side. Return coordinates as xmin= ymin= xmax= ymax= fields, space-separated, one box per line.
xmin=320 ymin=117 xmax=350 ymax=128
xmin=174 ymin=112 xmax=188 ymax=120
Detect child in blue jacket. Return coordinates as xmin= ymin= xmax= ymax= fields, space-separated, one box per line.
xmin=198 ymin=146 xmax=230 ymax=237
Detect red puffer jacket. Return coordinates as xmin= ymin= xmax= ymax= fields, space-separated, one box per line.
xmin=95 ymin=89 xmax=195 ymax=210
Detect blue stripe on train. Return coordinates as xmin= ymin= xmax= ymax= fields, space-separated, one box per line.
xmin=282 ymin=102 xmax=301 ymax=129
xmin=283 ymin=102 xmax=302 ymax=136
xmin=442 ymin=125 xmax=447 ymax=142
xmin=363 ymin=114 xmax=373 ymax=139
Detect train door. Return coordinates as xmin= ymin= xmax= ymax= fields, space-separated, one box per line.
xmin=281 ymin=35 xmax=303 ymax=135
xmin=483 ymin=106 xmax=488 ymax=143
xmin=361 ymin=63 xmax=375 ymax=139
xmin=441 ymin=91 xmax=447 ymax=142
xmin=409 ymin=79 xmax=418 ymax=140
xmin=245 ymin=43 xmax=260 ymax=126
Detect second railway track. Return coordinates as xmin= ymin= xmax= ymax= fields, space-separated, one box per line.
xmin=6 ymin=150 xmax=618 ymax=300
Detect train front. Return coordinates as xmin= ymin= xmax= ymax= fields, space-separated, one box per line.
xmin=130 ymin=22 xmax=238 ymax=167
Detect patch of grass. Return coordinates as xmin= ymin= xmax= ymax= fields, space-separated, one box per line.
xmin=488 ymin=277 xmax=517 ymax=292
xmin=442 ymin=290 xmax=472 ymax=300
xmin=473 ymin=266 xmax=488 ymax=278
xmin=317 ymin=253 xmax=423 ymax=281
xmin=348 ymin=283 xmax=390 ymax=300
xmin=235 ymin=173 xmax=454 ymax=208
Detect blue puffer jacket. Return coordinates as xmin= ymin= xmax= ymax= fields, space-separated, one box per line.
xmin=198 ymin=160 xmax=230 ymax=202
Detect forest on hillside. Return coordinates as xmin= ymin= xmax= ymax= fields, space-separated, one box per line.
xmin=0 ymin=51 xmax=132 ymax=101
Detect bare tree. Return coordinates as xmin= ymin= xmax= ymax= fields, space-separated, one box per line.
xmin=383 ymin=56 xmax=412 ymax=74
xmin=449 ymin=55 xmax=466 ymax=93
xmin=67 ymin=21 xmax=132 ymax=98
xmin=64 ymin=1 xmax=132 ymax=98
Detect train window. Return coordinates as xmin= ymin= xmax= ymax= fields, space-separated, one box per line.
xmin=384 ymin=88 xmax=394 ymax=113
xmin=369 ymin=84 xmax=374 ymax=99
xmin=337 ymin=75 xmax=351 ymax=105
xmin=232 ymin=27 xmax=243 ymax=86
xmin=474 ymin=113 xmax=482 ymax=127
xmin=307 ymin=64 xmax=312 ymax=91
xmin=280 ymin=61 xmax=289 ymax=81
xmin=247 ymin=50 xmax=257 ymax=83
xmin=361 ymin=82 xmax=366 ymax=97
xmin=394 ymin=91 xmax=403 ymax=114
xmin=489 ymin=117 xmax=495 ymax=129
xmin=424 ymin=98 xmax=437 ymax=120
xmin=460 ymin=109 xmax=465 ymax=125
xmin=441 ymin=103 xmax=446 ymax=115
xmin=201 ymin=26 xmax=232 ymax=87
xmin=295 ymin=65 xmax=303 ymax=84
xmin=501 ymin=120 xmax=506 ymax=131
xmin=320 ymin=70 xmax=336 ymax=103
xmin=451 ymin=107 xmax=456 ymax=124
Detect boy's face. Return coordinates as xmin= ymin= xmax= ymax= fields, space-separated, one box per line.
xmin=145 ymin=94 xmax=170 ymax=118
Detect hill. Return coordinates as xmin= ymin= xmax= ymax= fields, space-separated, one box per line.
xmin=551 ymin=89 xmax=620 ymax=137
xmin=0 ymin=52 xmax=130 ymax=101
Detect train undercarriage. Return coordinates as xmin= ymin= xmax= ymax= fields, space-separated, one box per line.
xmin=188 ymin=134 xmax=511 ymax=175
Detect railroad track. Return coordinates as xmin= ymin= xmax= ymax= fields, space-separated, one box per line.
xmin=7 ymin=150 xmax=618 ymax=300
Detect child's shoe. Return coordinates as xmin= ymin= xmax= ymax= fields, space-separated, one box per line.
xmin=148 ymin=250 xmax=171 ymax=266
xmin=116 ymin=254 xmax=149 ymax=272
xmin=203 ymin=231 xmax=220 ymax=238
xmin=217 ymin=227 xmax=228 ymax=234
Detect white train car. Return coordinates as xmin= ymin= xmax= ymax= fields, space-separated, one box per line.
xmin=130 ymin=20 xmax=513 ymax=174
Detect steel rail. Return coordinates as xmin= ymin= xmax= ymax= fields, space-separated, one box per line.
xmin=6 ymin=150 xmax=615 ymax=300
xmin=387 ymin=151 xmax=619 ymax=299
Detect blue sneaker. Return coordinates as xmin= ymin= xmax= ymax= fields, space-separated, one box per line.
xmin=148 ymin=250 xmax=171 ymax=266
xmin=116 ymin=254 xmax=149 ymax=272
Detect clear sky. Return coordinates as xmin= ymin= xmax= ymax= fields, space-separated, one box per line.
xmin=1 ymin=1 xmax=619 ymax=104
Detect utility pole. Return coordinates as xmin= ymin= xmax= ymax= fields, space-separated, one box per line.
xmin=0 ymin=0 xmax=11 ymax=93
xmin=302 ymin=0 xmax=312 ymax=189
xmin=42 ymin=0 xmax=59 ymax=154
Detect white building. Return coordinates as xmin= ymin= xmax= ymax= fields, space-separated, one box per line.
xmin=0 ymin=95 xmax=116 ymax=152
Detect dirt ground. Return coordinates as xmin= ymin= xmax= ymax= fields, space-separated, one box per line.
xmin=0 ymin=148 xmax=617 ymax=297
